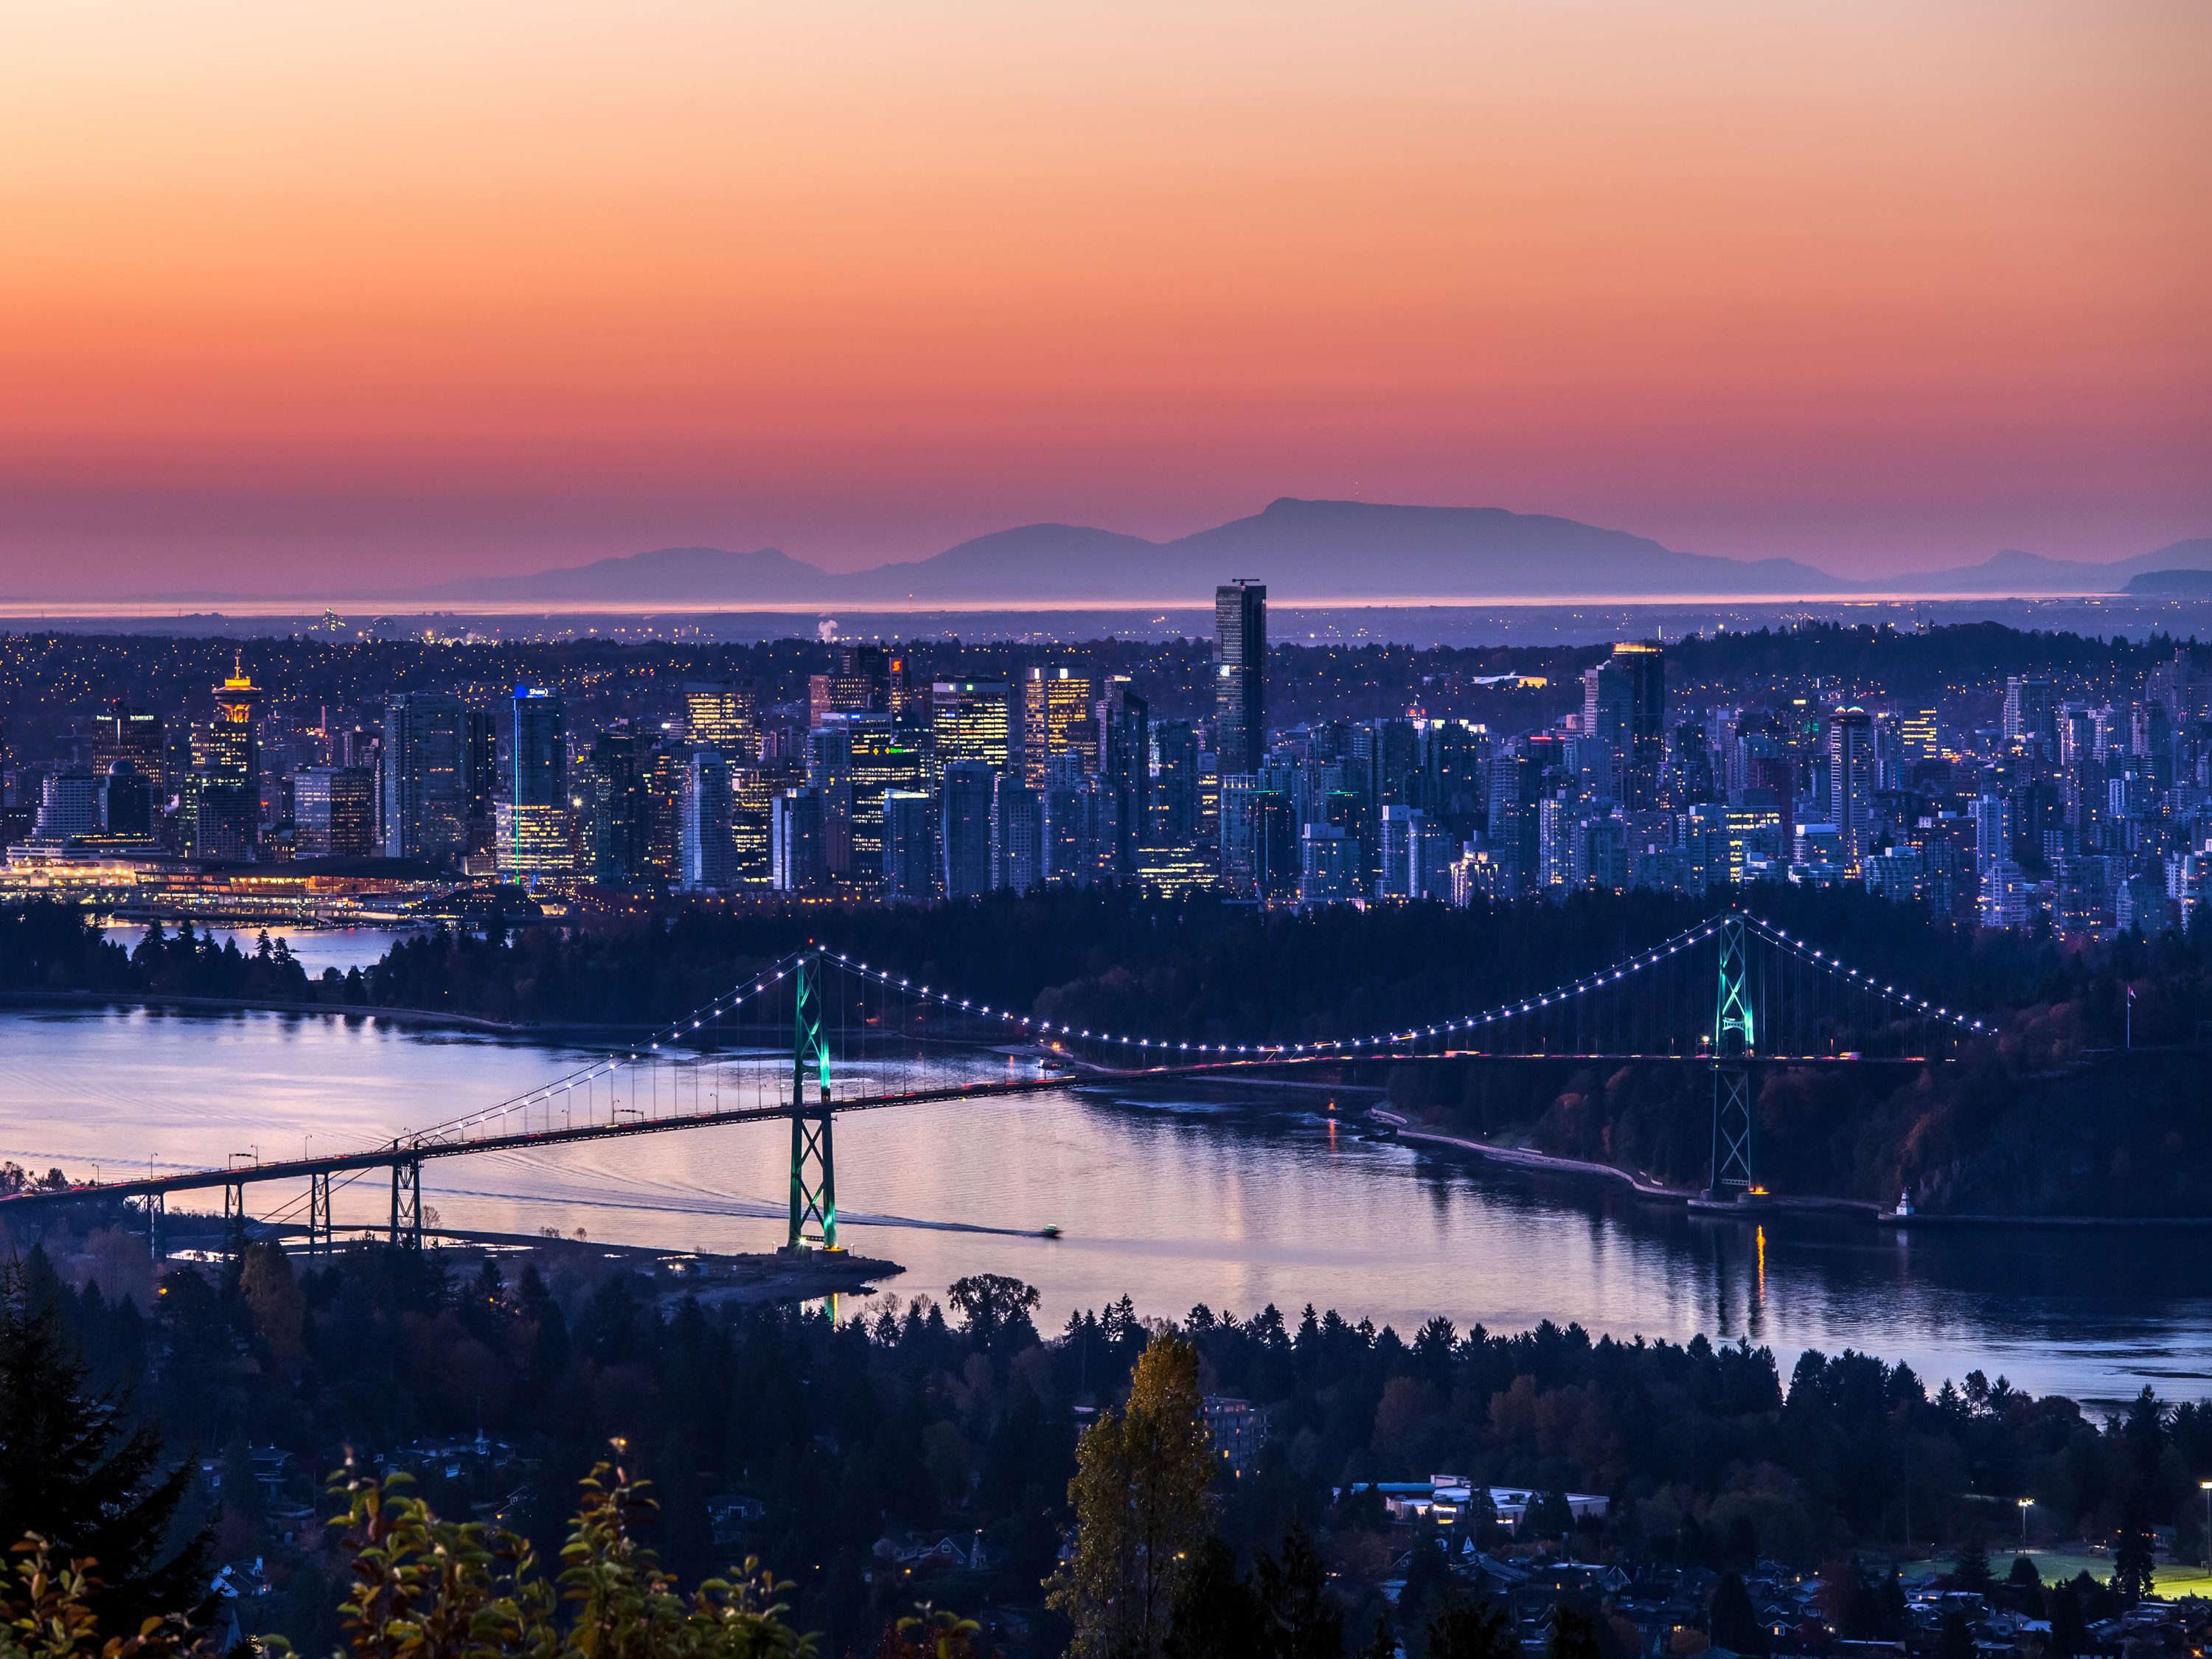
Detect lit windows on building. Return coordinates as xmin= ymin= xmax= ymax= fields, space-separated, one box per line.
xmin=495 ymin=801 xmax=574 ymax=881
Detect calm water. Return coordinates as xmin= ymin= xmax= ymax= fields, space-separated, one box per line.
xmin=2 ymin=1001 xmax=2205 ymax=1409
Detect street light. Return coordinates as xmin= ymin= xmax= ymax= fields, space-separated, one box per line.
xmin=2199 ymin=1481 xmax=2211 ymax=1572
xmin=2018 ymin=1498 xmax=2034 ymax=1550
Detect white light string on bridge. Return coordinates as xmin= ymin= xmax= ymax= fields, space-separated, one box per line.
xmin=813 ymin=913 xmax=1874 ymax=1062
xmin=1736 ymin=916 xmax=1985 ymax=1033
xmin=402 ymin=947 xmax=818 ymax=1146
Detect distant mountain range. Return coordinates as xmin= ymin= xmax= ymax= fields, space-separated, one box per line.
xmin=126 ymin=500 xmax=2212 ymax=607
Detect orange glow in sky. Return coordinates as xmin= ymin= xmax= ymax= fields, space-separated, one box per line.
xmin=1 ymin=0 xmax=2206 ymax=592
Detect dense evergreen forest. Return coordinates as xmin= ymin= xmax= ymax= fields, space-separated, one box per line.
xmin=2 ymin=1223 xmax=2209 ymax=1659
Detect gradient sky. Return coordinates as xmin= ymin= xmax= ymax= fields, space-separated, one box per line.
xmin=2 ymin=0 xmax=2207 ymax=595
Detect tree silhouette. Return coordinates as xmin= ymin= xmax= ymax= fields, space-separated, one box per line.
xmin=0 ymin=1253 xmax=209 ymax=1636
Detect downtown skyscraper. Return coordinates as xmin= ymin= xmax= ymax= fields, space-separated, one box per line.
xmin=1214 ymin=580 xmax=1266 ymax=776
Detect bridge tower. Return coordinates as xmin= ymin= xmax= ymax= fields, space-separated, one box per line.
xmin=390 ymin=1155 xmax=424 ymax=1248
xmin=786 ymin=951 xmax=838 ymax=1252
xmin=1708 ymin=915 xmax=1758 ymax=1199
xmin=308 ymin=1171 xmax=335 ymax=1258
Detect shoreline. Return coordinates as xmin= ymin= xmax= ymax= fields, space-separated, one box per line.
xmin=1366 ymin=1107 xmax=2212 ymax=1229
xmin=0 ymin=987 xmax=691 ymax=1040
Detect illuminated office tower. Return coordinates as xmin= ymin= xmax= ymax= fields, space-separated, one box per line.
xmin=1021 ymin=668 xmax=1097 ymax=788
xmin=680 ymin=748 xmax=737 ymax=891
xmin=1902 ymin=709 xmax=1941 ymax=762
xmin=382 ymin=692 xmax=467 ymax=863
xmin=1214 ymin=580 xmax=1267 ymax=775
xmin=498 ymin=687 xmax=571 ymax=880
xmin=843 ymin=713 xmax=925 ymax=891
xmin=293 ymin=766 xmax=375 ymax=858
xmin=1826 ymin=707 xmax=1875 ymax=875
xmin=206 ymin=657 xmax=262 ymax=791
xmin=189 ymin=658 xmax=265 ymax=855
xmin=931 ymin=681 xmax=1013 ymax=777
xmin=883 ymin=790 xmax=937 ymax=901
xmin=644 ymin=749 xmax=685 ymax=881
xmin=686 ymin=681 xmax=758 ymax=758
xmin=809 ymin=647 xmax=885 ymax=729
xmin=731 ymin=757 xmax=802 ymax=887
xmin=92 ymin=704 xmax=164 ymax=806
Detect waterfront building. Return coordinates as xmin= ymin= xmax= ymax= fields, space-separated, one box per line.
xmin=293 ymin=767 xmax=375 ymax=859
xmin=32 ymin=772 xmax=102 ymax=842
xmin=1214 ymin=580 xmax=1267 ymax=776
xmin=100 ymin=761 xmax=153 ymax=841
xmin=92 ymin=705 xmax=165 ymax=807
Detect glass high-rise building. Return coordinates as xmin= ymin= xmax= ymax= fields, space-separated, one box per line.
xmin=383 ymin=692 xmax=467 ymax=863
xmin=497 ymin=687 xmax=571 ymax=880
xmin=680 ymin=748 xmax=737 ymax=891
xmin=1214 ymin=581 xmax=1266 ymax=775
xmin=685 ymin=681 xmax=757 ymax=759
xmin=293 ymin=766 xmax=375 ymax=858
xmin=93 ymin=704 xmax=165 ymax=807
xmin=1021 ymin=668 xmax=1097 ymax=789
xmin=931 ymin=681 xmax=1013 ymax=778
xmin=1597 ymin=642 xmax=1666 ymax=808
xmin=1828 ymin=707 xmax=1876 ymax=875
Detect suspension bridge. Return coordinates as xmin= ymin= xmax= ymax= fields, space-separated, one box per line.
xmin=0 ymin=913 xmax=1986 ymax=1253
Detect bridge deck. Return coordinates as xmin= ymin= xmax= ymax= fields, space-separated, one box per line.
xmin=0 ymin=1048 xmax=1938 ymax=1212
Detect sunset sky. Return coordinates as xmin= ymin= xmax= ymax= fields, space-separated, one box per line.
xmin=2 ymin=0 xmax=2207 ymax=594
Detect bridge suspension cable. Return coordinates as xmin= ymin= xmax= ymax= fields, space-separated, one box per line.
xmin=815 ymin=911 xmax=1986 ymax=1063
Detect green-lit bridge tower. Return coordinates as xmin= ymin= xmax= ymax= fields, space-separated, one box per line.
xmin=1708 ymin=915 xmax=1757 ymax=1199
xmin=786 ymin=952 xmax=838 ymax=1252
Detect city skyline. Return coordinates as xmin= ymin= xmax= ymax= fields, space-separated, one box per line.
xmin=1 ymin=3 xmax=2205 ymax=595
